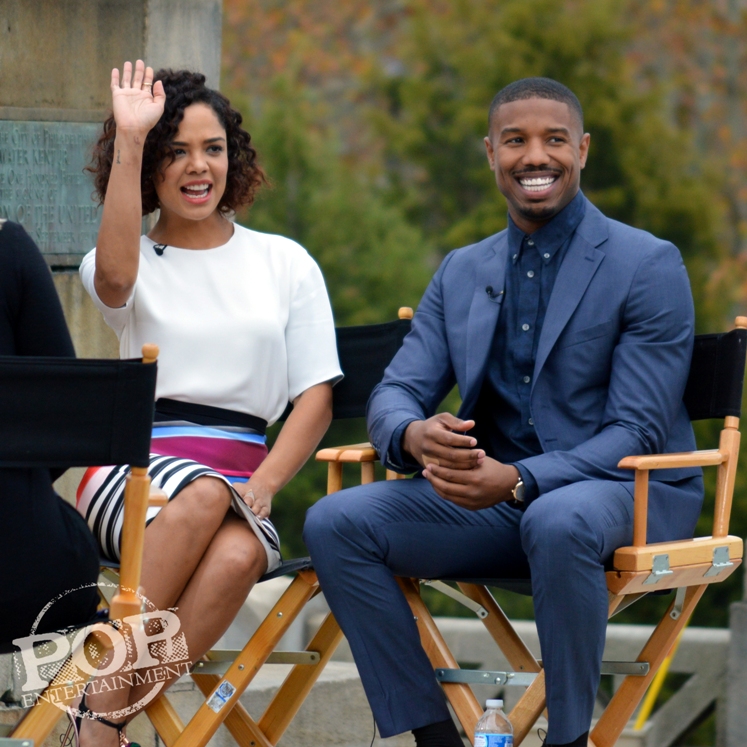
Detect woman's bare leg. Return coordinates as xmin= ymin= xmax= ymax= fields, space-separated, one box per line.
xmin=77 ymin=477 xmax=265 ymax=745
xmin=127 ymin=514 xmax=268 ymax=706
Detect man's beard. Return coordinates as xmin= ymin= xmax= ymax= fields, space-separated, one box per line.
xmin=515 ymin=203 xmax=558 ymax=222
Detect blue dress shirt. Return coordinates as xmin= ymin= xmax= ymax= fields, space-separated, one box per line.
xmin=471 ymin=191 xmax=586 ymax=501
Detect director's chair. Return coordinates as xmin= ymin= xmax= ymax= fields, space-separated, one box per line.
xmin=315 ymin=316 xmax=747 ymax=747
xmin=132 ymin=309 xmax=414 ymax=747
xmin=4 ymin=345 xmax=159 ymax=745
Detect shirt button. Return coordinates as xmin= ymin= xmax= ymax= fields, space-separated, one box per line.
xmin=521 ymin=323 xmax=530 ymax=332
xmin=523 ymin=375 xmax=531 ymax=383
xmin=513 ymin=254 xmax=518 ymax=260
xmin=528 ymin=418 xmax=534 ymax=426
xmin=543 ymin=253 xmax=550 ymax=259
xmin=527 ymin=270 xmax=535 ymax=278
xmin=527 ymin=239 xmax=535 ymax=246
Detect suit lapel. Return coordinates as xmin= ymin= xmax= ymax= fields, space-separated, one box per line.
xmin=461 ymin=234 xmax=508 ymax=414
xmin=533 ymin=202 xmax=608 ymax=379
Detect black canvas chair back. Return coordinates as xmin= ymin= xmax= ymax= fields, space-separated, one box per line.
xmin=333 ymin=318 xmax=412 ymax=419
xmin=267 ymin=316 xmax=412 ymax=583
xmin=684 ymin=328 xmax=747 ymax=421
xmin=0 ymin=356 xmax=156 ymax=469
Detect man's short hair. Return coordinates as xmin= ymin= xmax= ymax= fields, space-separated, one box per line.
xmin=488 ymin=77 xmax=584 ymax=132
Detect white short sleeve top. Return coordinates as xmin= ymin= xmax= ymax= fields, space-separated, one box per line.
xmin=80 ymin=224 xmax=343 ymax=425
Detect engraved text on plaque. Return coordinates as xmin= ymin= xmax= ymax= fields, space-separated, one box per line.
xmin=0 ymin=121 xmax=102 ymax=266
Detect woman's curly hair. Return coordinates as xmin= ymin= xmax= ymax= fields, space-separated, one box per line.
xmin=87 ymin=69 xmax=266 ymax=215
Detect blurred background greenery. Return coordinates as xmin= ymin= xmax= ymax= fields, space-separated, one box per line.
xmin=221 ymin=0 xmax=747 ymax=628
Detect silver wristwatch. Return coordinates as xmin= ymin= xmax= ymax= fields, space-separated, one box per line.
xmin=511 ymin=478 xmax=525 ymax=504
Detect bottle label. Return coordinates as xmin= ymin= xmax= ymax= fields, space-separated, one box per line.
xmin=474 ymin=735 xmax=513 ymax=747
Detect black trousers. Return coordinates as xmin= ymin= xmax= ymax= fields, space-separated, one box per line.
xmin=0 ymin=468 xmax=100 ymax=646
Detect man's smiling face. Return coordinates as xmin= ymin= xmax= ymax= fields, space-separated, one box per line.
xmin=484 ymin=97 xmax=590 ymax=234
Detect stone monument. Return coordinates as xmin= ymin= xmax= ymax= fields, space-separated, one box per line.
xmin=0 ymin=0 xmax=222 ymax=500
xmin=0 ymin=0 xmax=222 ymax=355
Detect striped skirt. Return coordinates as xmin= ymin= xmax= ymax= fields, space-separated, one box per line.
xmin=76 ymin=402 xmax=282 ymax=573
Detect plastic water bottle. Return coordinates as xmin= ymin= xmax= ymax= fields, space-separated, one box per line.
xmin=474 ymin=698 xmax=513 ymax=747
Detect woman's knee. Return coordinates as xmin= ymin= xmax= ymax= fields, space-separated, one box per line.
xmin=166 ymin=476 xmax=233 ymax=524
xmin=211 ymin=526 xmax=268 ymax=582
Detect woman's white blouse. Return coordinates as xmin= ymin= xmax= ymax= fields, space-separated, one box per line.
xmin=80 ymin=224 xmax=342 ymax=425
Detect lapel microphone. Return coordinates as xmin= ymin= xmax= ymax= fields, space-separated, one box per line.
xmin=485 ymin=286 xmax=504 ymax=299
xmin=153 ymin=243 xmax=167 ymax=256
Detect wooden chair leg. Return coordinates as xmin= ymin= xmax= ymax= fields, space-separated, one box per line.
xmin=591 ymin=585 xmax=707 ymax=747
xmin=9 ymin=696 xmax=64 ymax=744
xmin=258 ymin=611 xmax=343 ymax=743
xmin=458 ymin=583 xmax=547 ymax=745
xmin=509 ymin=669 xmax=547 ymax=747
xmin=170 ymin=571 xmax=320 ymax=747
xmin=457 ymin=584 xmax=541 ymax=674
xmin=145 ymin=694 xmax=186 ymax=747
xmin=11 ymin=627 xmax=112 ymax=743
xmin=397 ymin=578 xmax=484 ymax=741
xmin=191 ymin=674 xmax=274 ymax=747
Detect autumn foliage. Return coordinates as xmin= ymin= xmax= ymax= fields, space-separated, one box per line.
xmin=222 ymin=0 xmax=747 ymax=628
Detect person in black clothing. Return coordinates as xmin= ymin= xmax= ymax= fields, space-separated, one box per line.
xmin=0 ymin=219 xmax=99 ymax=645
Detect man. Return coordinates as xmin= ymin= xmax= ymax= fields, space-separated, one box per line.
xmin=304 ymin=78 xmax=703 ymax=747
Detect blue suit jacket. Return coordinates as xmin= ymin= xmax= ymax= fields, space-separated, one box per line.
xmin=368 ymin=197 xmax=702 ymax=538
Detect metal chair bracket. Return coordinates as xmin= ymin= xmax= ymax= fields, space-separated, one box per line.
xmin=600 ymin=661 xmax=650 ymax=676
xmin=192 ymin=650 xmax=320 ymax=675
xmin=670 ymin=587 xmax=687 ymax=619
xmin=704 ymin=545 xmax=734 ymax=577
xmin=644 ymin=554 xmax=673 ymax=585
xmin=421 ymin=580 xmax=488 ymax=619
xmin=435 ymin=668 xmax=537 ymax=686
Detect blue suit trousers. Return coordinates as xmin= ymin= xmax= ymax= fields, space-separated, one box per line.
xmin=304 ymin=474 xmax=702 ymax=743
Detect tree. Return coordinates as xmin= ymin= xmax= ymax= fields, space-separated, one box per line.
xmin=221 ymin=2 xmax=747 ymax=627
xmin=368 ymin=0 xmax=732 ymax=324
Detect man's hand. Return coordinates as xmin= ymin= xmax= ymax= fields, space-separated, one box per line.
xmin=403 ymin=413 xmax=485 ymax=470
xmin=423 ymin=457 xmax=520 ymax=511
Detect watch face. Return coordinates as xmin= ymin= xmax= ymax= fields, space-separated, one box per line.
xmin=513 ymin=480 xmax=525 ymax=503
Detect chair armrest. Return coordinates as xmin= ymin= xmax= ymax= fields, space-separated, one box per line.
xmin=316 ymin=443 xmax=379 ymax=463
xmin=618 ymin=449 xmax=725 ymax=471
xmin=619 ymin=448 xmax=730 ymax=547
xmin=613 ymin=535 xmax=743 ymax=571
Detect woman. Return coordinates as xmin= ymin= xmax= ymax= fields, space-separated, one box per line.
xmin=0 ymin=219 xmax=99 ymax=645
xmin=74 ymin=60 xmax=341 ymax=746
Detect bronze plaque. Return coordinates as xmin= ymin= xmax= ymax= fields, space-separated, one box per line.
xmin=0 ymin=121 xmax=101 ymax=266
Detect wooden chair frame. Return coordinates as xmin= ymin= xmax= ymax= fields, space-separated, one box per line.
xmin=8 ymin=345 xmax=159 ymax=745
xmin=313 ymin=317 xmax=747 ymax=747
xmin=90 ymin=311 xmax=415 ymax=747
xmin=15 ymin=315 xmax=741 ymax=747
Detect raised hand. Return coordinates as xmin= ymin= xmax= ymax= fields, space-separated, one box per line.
xmin=111 ymin=59 xmax=165 ymax=135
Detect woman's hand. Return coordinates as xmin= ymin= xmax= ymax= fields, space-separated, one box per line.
xmin=234 ymin=382 xmax=333 ymax=523
xmin=111 ymin=60 xmax=165 ymax=135
xmin=232 ymin=480 xmax=274 ymax=520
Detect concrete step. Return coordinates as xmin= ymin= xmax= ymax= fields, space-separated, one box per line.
xmin=1 ymin=661 xmax=415 ymax=747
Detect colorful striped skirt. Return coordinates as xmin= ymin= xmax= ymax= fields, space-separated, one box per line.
xmin=76 ymin=399 xmax=282 ymax=573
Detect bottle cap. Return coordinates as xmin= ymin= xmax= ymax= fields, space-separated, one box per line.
xmin=486 ymin=699 xmax=503 ymax=708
